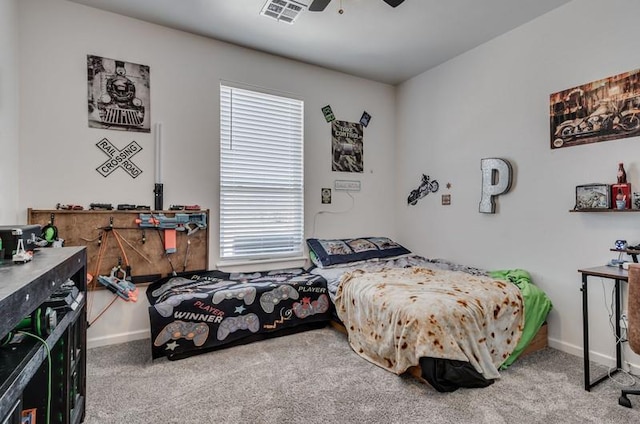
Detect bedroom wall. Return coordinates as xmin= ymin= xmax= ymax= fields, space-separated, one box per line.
xmin=395 ymin=0 xmax=640 ymax=369
xmin=0 ymin=0 xmax=20 ymax=224
xmin=17 ymin=0 xmax=397 ymax=347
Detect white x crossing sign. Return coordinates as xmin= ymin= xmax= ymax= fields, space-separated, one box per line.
xmin=95 ymin=138 xmax=143 ymax=178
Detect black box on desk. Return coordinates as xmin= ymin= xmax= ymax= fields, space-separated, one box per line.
xmin=0 ymin=225 xmax=42 ymax=258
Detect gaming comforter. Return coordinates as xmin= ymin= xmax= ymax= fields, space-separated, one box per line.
xmin=147 ymin=268 xmax=331 ymax=359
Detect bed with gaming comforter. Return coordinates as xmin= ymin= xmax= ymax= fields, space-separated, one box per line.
xmin=147 ymin=268 xmax=331 ymax=359
xmin=307 ymin=237 xmax=553 ymax=392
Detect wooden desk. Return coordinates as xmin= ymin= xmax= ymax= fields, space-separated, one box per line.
xmin=578 ymin=265 xmax=627 ymax=391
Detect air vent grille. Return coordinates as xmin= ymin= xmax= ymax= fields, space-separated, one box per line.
xmin=260 ymin=0 xmax=308 ymax=24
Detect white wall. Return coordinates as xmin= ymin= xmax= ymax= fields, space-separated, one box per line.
xmin=17 ymin=0 xmax=397 ymax=347
xmin=396 ymin=0 xmax=640 ymax=369
xmin=16 ymin=0 xmax=637 ymax=368
xmin=0 ymin=0 xmax=20 ymax=224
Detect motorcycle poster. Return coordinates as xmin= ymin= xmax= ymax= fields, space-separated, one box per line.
xmin=550 ymin=68 xmax=640 ymax=149
xmin=332 ymin=120 xmax=363 ymax=173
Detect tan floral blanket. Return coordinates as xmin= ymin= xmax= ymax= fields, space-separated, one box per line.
xmin=334 ymin=267 xmax=523 ymax=379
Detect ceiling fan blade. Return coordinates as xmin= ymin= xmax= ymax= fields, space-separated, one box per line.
xmin=382 ymin=0 xmax=405 ymax=7
xmin=308 ymin=0 xmax=332 ymax=12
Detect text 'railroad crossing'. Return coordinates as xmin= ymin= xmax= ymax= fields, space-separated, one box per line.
xmin=95 ymin=138 xmax=143 ymax=178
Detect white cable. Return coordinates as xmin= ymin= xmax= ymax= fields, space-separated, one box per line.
xmin=601 ymin=280 xmax=625 ymax=344
xmin=19 ymin=331 xmax=52 ymax=424
xmin=600 ymin=278 xmax=637 ymax=386
xmin=311 ymin=191 xmax=355 ymax=238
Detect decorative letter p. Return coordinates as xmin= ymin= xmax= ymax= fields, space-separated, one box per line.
xmin=479 ymin=158 xmax=513 ymax=214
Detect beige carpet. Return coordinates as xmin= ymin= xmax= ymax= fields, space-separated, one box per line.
xmin=85 ymin=326 xmax=640 ymax=424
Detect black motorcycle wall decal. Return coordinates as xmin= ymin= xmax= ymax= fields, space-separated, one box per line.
xmin=407 ymin=174 xmax=439 ymax=206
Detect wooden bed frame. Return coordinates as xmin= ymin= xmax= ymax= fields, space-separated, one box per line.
xmin=520 ymin=321 xmax=549 ymax=356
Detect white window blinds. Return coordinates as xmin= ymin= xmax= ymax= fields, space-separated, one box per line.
xmin=220 ymin=84 xmax=304 ymax=261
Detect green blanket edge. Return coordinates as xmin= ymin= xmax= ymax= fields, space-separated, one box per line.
xmin=489 ymin=269 xmax=553 ymax=369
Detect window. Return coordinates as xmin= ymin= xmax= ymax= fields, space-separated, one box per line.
xmin=219 ymin=83 xmax=304 ymax=261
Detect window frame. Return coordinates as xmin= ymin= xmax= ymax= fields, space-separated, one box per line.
xmin=219 ymin=82 xmax=305 ymax=264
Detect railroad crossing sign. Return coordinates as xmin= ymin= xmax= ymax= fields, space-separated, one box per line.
xmin=95 ymin=138 xmax=143 ymax=178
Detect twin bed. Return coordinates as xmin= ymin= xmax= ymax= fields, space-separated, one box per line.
xmin=146 ymin=268 xmax=331 ymax=360
xmin=146 ymin=236 xmax=552 ymax=391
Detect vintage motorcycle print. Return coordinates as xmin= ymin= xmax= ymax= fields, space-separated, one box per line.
xmin=550 ymin=68 xmax=640 ymax=149
xmin=552 ymin=97 xmax=640 ymax=148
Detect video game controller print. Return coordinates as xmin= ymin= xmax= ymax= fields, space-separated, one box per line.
xmin=153 ymin=320 xmax=209 ymax=347
xmin=151 ymin=276 xmax=195 ymax=298
xmin=292 ymin=294 xmax=329 ymax=319
xmin=154 ymin=292 xmax=209 ymax=317
xmin=259 ymin=285 xmax=299 ymax=313
xmin=216 ymin=313 xmax=260 ymax=340
xmin=212 ymin=286 xmax=257 ymax=305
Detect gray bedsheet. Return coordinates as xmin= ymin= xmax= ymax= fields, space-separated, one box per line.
xmin=309 ymin=254 xmax=488 ymax=301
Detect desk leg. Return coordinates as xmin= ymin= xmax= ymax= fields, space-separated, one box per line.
xmin=615 ymin=278 xmax=622 ymax=369
xmin=582 ymin=274 xmax=624 ymax=391
xmin=582 ymin=274 xmax=590 ymax=391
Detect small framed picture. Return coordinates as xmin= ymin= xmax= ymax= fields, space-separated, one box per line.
xmin=321 ymin=188 xmax=332 ymax=204
xmin=359 ymin=111 xmax=371 ymax=127
xmin=633 ymin=192 xmax=640 ymax=209
xmin=321 ymin=105 xmax=335 ymax=123
xmin=575 ymin=184 xmax=611 ymax=210
xmin=612 ymin=183 xmax=632 ymax=209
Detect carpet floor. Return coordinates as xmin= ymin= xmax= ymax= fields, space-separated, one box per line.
xmin=85 ymin=326 xmax=640 ymax=424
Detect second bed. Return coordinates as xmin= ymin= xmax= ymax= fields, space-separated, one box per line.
xmin=307 ymin=237 xmax=552 ymax=392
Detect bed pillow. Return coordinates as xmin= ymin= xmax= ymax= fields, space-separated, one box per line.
xmin=307 ymin=237 xmax=411 ymax=267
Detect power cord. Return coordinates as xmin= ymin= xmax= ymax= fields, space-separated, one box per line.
xmin=18 ymin=331 xmax=51 ymax=424
xmin=312 ymin=191 xmax=355 ymax=237
xmin=608 ymin=366 xmax=639 ymax=387
xmin=602 ymin=280 xmax=627 ymax=346
xmin=601 ymin=279 xmax=637 ymax=387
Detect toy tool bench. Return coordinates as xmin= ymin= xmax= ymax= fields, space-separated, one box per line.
xmin=28 ymin=209 xmax=209 ymax=287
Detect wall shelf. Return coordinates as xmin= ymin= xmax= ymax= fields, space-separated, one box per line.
xmin=569 ymin=209 xmax=640 ymax=212
xmin=610 ymin=248 xmax=640 ymax=263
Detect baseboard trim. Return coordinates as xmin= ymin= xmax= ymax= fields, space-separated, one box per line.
xmin=548 ymin=337 xmax=582 ymax=357
xmin=88 ymin=329 xmax=149 ymax=349
xmin=86 ymin=330 xmax=640 ymax=375
xmin=548 ymin=336 xmax=640 ymax=374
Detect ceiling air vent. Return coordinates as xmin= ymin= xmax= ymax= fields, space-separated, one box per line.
xmin=260 ymin=0 xmax=308 ymax=24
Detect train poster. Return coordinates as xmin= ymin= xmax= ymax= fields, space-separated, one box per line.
xmin=87 ymin=55 xmax=150 ymax=132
